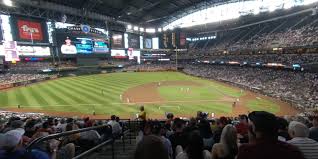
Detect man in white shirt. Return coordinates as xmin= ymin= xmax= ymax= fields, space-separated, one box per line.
xmin=288 ymin=121 xmax=318 ymax=159
xmin=107 ymin=115 xmax=122 ymax=137
xmin=55 ymin=118 xmax=67 ymax=133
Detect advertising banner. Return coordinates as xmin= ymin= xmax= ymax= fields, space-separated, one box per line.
xmin=179 ymin=32 xmax=186 ymax=48
xmin=17 ymin=46 xmax=51 ymax=56
xmin=144 ymin=38 xmax=152 ymax=49
xmin=10 ymin=15 xmax=49 ymax=43
xmin=128 ymin=33 xmax=140 ymax=49
xmin=17 ymin=20 xmax=44 ymax=41
xmin=111 ymin=49 xmax=127 ymax=58
xmin=111 ymin=34 xmax=124 ymax=48
xmin=3 ymin=41 xmax=19 ymax=62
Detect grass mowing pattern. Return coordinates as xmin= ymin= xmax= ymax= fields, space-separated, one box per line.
xmin=157 ymin=86 xmax=232 ymax=115
xmin=246 ymin=98 xmax=280 ymax=113
xmin=0 ymin=72 xmax=244 ymax=117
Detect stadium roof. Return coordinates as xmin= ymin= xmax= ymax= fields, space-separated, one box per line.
xmin=11 ymin=0 xmax=232 ymax=27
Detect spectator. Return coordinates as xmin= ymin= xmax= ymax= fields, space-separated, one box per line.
xmin=176 ymin=130 xmax=211 ymax=159
xmin=80 ymin=120 xmax=101 ymax=147
xmin=211 ymin=124 xmax=238 ymax=159
xmin=0 ymin=128 xmax=50 ymax=159
xmin=24 ymin=119 xmax=37 ymax=138
xmin=138 ymin=106 xmax=147 ymax=121
xmin=60 ymin=123 xmax=80 ymax=146
xmin=210 ymin=120 xmax=218 ymax=133
xmin=165 ymin=113 xmax=174 ymax=137
xmin=235 ymin=115 xmax=249 ymax=143
xmin=134 ymin=135 xmax=169 ymax=159
xmin=31 ymin=131 xmax=75 ymax=159
xmin=277 ymin=117 xmax=291 ymax=142
xmin=198 ymin=120 xmax=214 ymax=150
xmin=107 ymin=115 xmax=122 ymax=136
xmin=288 ymin=121 xmax=318 ymax=159
xmin=237 ymin=111 xmax=305 ymax=159
xmin=55 ymin=118 xmax=67 ymax=133
xmin=169 ymin=118 xmax=187 ymax=159
xmin=151 ymin=121 xmax=173 ymax=159
xmin=309 ymin=116 xmax=318 ymax=142
xmin=213 ymin=117 xmax=228 ymax=143
xmin=37 ymin=121 xmax=54 ymax=134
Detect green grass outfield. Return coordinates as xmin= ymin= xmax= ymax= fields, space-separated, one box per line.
xmin=0 ymin=72 xmax=279 ymax=118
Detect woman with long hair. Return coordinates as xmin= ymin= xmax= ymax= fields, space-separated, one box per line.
xmin=134 ymin=135 xmax=169 ymax=159
xmin=176 ymin=130 xmax=211 ymax=159
xmin=211 ymin=124 xmax=238 ymax=159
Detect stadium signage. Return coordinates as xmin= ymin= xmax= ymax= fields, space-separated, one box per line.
xmin=67 ymin=25 xmax=103 ymax=35
xmin=3 ymin=41 xmax=19 ymax=62
xmin=17 ymin=20 xmax=43 ymax=41
xmin=10 ymin=16 xmax=49 ymax=43
xmin=17 ymin=46 xmax=51 ymax=56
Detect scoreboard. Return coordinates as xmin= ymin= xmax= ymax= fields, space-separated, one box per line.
xmin=159 ymin=30 xmax=186 ymax=49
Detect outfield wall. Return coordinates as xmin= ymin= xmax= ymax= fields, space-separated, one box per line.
xmin=0 ymin=76 xmax=58 ymax=90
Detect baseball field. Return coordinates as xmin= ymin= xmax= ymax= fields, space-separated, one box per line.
xmin=0 ymin=72 xmax=298 ymax=119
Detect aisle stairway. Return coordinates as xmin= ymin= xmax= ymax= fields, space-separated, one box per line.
xmin=86 ymin=135 xmax=137 ymax=159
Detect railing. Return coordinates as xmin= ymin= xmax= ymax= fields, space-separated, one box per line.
xmin=26 ymin=124 xmax=131 ymax=159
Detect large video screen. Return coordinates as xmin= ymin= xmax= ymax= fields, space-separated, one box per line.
xmin=10 ymin=15 xmax=49 ymax=43
xmin=56 ymin=31 xmax=109 ymax=55
xmin=111 ymin=33 xmax=124 ymax=48
xmin=128 ymin=33 xmax=140 ymax=49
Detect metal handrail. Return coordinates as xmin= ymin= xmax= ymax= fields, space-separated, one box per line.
xmin=121 ymin=129 xmax=130 ymax=152
xmin=72 ymin=138 xmax=114 ymax=159
xmin=26 ymin=124 xmax=111 ymax=150
xmin=27 ymin=124 xmax=131 ymax=159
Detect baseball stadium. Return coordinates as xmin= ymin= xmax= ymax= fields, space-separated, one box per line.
xmin=0 ymin=0 xmax=317 ymax=159
xmin=0 ymin=71 xmax=297 ymax=118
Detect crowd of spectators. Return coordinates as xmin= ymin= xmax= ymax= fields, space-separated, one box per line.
xmin=8 ymin=62 xmax=53 ymax=72
xmin=177 ymin=50 xmax=318 ymax=66
xmin=200 ymin=54 xmax=318 ymax=66
xmin=188 ymin=13 xmax=318 ymax=53
xmin=134 ymin=111 xmax=318 ymax=159
xmin=183 ymin=64 xmax=318 ymax=110
xmin=0 ymin=111 xmax=123 ymax=159
xmin=227 ymin=23 xmax=318 ymax=51
xmin=124 ymin=64 xmax=177 ymax=71
xmin=1 ymin=109 xmax=318 ymax=159
xmin=0 ymin=73 xmax=52 ymax=85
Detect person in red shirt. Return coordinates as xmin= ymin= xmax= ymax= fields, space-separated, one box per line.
xmin=235 ymin=115 xmax=249 ymax=143
xmin=237 ymin=111 xmax=305 ymax=159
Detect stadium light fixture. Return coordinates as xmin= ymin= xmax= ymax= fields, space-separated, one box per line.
xmin=3 ymin=0 xmax=13 ymax=7
xmin=127 ymin=25 xmax=132 ymax=30
xmin=133 ymin=26 xmax=139 ymax=31
xmin=158 ymin=28 xmax=162 ymax=32
xmin=146 ymin=28 xmax=156 ymax=33
xmin=139 ymin=27 xmax=144 ymax=32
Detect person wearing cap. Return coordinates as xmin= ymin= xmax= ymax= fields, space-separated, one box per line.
xmin=237 ymin=111 xmax=305 ymax=159
xmin=0 ymin=128 xmax=50 ymax=159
